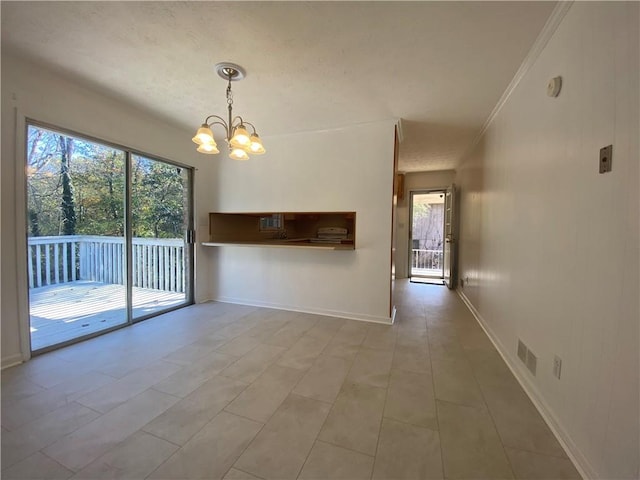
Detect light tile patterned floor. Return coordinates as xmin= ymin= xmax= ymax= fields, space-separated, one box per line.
xmin=1 ymin=280 xmax=582 ymax=479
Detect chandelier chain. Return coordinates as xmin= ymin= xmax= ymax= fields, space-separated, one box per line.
xmin=226 ymin=79 xmax=233 ymax=106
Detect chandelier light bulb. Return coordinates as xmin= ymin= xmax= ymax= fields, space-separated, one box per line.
xmin=229 ymin=147 xmax=250 ymax=161
xmin=249 ymin=133 xmax=266 ymax=154
xmin=192 ymin=124 xmax=214 ymax=145
xmin=197 ymin=142 xmax=220 ymax=154
xmin=230 ymin=125 xmax=251 ymax=148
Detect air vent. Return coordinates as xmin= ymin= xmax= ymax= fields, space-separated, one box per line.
xmin=517 ymin=339 xmax=537 ymax=376
xmin=517 ymin=340 xmax=527 ymax=362
xmin=526 ymin=350 xmax=537 ymax=376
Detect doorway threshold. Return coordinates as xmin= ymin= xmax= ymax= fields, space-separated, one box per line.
xmin=410 ymin=277 xmax=445 ymax=285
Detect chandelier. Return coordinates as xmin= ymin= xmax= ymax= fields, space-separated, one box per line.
xmin=192 ymin=62 xmax=265 ymax=160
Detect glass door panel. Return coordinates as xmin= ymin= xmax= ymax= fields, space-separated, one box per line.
xmin=443 ymin=184 xmax=456 ymax=289
xmin=409 ymin=191 xmax=446 ymax=280
xmin=130 ymin=154 xmax=191 ymax=319
xmin=26 ymin=125 xmax=127 ymax=351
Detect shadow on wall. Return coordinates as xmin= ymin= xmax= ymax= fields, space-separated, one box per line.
xmin=456 ymin=135 xmax=486 ymax=301
xmin=398 ymin=119 xmax=480 ymax=171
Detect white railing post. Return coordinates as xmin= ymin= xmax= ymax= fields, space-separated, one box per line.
xmin=411 ymin=248 xmax=444 ymax=272
xmin=62 ymin=242 xmax=68 ymax=283
xmin=170 ymin=246 xmax=176 ymax=292
xmin=27 ymin=235 xmax=184 ymax=293
xmin=72 ymin=240 xmax=76 ymax=281
xmin=53 ymin=243 xmax=60 ymax=284
xmin=44 ymin=244 xmax=51 ymax=285
xmin=79 ymin=240 xmax=85 ymax=280
xmin=152 ymin=244 xmax=157 ymax=290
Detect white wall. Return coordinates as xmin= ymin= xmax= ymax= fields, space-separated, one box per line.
xmin=456 ymin=3 xmax=639 ymax=478
xmin=208 ymin=121 xmax=396 ymax=323
xmin=1 ymin=54 xmax=215 ymax=367
xmin=396 ymin=170 xmax=455 ymax=278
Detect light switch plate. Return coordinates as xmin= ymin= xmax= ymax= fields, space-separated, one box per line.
xmin=599 ymin=145 xmax=613 ymax=173
xmin=553 ymin=355 xmax=562 ymax=379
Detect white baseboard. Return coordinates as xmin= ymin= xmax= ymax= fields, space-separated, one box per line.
xmin=213 ymin=296 xmax=394 ymax=325
xmin=1 ymin=353 xmax=25 ymax=370
xmin=457 ymin=289 xmax=596 ymax=480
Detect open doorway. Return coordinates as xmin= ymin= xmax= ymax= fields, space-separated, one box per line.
xmin=409 ymin=190 xmax=446 ymax=285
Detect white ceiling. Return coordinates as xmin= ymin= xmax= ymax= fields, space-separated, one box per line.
xmin=1 ymin=1 xmax=555 ymax=172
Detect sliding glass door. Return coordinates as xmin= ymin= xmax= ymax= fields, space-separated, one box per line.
xmin=131 ymin=154 xmax=191 ymax=320
xmin=25 ymin=122 xmax=193 ymax=353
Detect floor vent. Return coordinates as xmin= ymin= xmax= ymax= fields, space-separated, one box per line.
xmin=517 ymin=339 xmax=537 ymax=376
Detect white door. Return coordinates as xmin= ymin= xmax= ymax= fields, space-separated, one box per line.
xmin=443 ymin=184 xmax=456 ymax=289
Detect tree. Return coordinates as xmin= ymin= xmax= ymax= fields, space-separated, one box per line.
xmin=412 ymin=197 xmax=444 ymax=250
xmin=130 ymin=155 xmax=186 ymax=238
xmin=27 ymin=127 xmax=64 ymax=236
xmin=73 ymin=147 xmax=126 ymax=236
xmin=26 ymin=125 xmax=187 ymax=240
xmin=58 ymin=136 xmax=76 ymax=235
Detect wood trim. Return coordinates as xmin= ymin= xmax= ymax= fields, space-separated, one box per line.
xmin=390 ymin=127 xmax=400 ymax=317
xmin=395 ymin=173 xmax=405 ymax=201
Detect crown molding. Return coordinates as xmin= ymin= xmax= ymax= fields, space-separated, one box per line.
xmin=461 ymin=1 xmax=573 ymax=162
xmin=395 ymin=118 xmax=405 ymax=143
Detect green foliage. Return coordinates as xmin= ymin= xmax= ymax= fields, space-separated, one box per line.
xmin=73 ymin=148 xmax=126 ymax=236
xmin=27 ymin=126 xmax=187 ymax=239
xmin=59 ymin=136 xmax=77 ymax=235
xmin=132 ymin=155 xmax=187 ymax=238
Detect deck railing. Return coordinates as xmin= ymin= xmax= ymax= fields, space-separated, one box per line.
xmin=27 ymin=235 xmax=185 ymax=293
xmin=412 ymin=248 xmax=443 ymax=271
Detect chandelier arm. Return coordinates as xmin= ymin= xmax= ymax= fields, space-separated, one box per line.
xmin=206 ymin=121 xmax=231 ymax=145
xmin=242 ymin=121 xmax=258 ymax=134
xmin=204 ymin=114 xmax=228 ymax=126
xmin=204 ymin=116 xmax=230 ymax=140
xmin=231 ymin=115 xmax=245 ymax=125
xmin=207 ymin=120 xmax=229 ymax=130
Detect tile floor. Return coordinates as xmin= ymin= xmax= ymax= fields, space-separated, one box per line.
xmin=1 ymin=280 xmax=581 ymax=479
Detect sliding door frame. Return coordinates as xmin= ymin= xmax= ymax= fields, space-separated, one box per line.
xmin=128 ymin=149 xmax=195 ymax=324
xmin=20 ymin=118 xmax=195 ymax=356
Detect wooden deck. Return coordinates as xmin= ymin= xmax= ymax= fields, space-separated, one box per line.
xmin=29 ymin=281 xmax=185 ymax=351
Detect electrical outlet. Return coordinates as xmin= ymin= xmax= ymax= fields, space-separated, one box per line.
xmin=553 ymin=355 xmax=562 ymax=379
xmin=599 ymin=145 xmax=613 ymax=173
